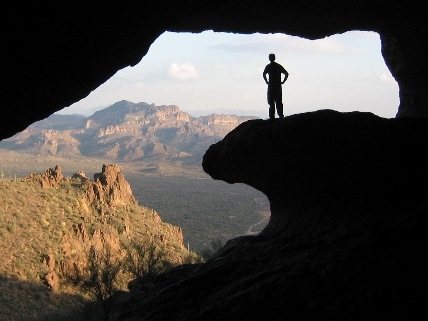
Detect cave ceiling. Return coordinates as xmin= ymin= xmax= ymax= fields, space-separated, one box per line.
xmin=2 ymin=1 xmax=427 ymax=140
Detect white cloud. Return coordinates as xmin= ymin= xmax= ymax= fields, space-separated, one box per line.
xmin=168 ymin=63 xmax=199 ymax=80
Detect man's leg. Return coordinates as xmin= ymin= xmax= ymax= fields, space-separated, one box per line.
xmin=267 ymin=88 xmax=275 ymax=119
xmin=269 ymin=104 xmax=275 ymax=119
xmin=275 ymin=90 xmax=284 ymax=118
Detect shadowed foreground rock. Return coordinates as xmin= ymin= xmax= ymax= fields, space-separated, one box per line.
xmin=116 ymin=110 xmax=426 ymax=321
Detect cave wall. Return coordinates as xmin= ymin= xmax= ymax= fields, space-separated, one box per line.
xmin=3 ymin=1 xmax=427 ymax=140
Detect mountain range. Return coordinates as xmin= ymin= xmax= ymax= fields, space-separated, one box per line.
xmin=0 ymin=101 xmax=257 ymax=164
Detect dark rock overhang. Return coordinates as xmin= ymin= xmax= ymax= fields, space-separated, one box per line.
xmin=3 ymin=1 xmax=428 ymax=140
xmin=113 ymin=110 xmax=427 ymax=321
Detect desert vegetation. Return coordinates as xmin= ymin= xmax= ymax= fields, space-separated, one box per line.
xmin=64 ymin=239 xmax=193 ymax=320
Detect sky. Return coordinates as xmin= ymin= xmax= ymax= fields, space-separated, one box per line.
xmin=57 ymin=30 xmax=399 ymax=119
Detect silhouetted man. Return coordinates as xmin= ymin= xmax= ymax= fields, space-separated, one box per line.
xmin=263 ymin=54 xmax=289 ymax=119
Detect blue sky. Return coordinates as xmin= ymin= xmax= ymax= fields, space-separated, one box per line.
xmin=58 ymin=30 xmax=399 ymax=118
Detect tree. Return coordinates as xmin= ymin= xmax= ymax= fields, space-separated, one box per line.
xmin=125 ymin=240 xmax=172 ymax=282
xmin=68 ymin=244 xmax=122 ymax=320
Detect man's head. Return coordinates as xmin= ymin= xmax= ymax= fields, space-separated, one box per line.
xmin=269 ymin=53 xmax=275 ymax=62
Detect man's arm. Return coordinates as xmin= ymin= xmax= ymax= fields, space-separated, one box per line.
xmin=263 ymin=68 xmax=269 ymax=84
xmin=281 ymin=68 xmax=289 ymax=84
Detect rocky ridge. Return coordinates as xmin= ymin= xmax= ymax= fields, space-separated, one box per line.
xmin=0 ymin=100 xmax=256 ymax=163
xmin=112 ymin=110 xmax=426 ymax=321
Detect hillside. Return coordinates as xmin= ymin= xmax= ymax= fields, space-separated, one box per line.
xmin=0 ymin=101 xmax=257 ymax=164
xmin=0 ymin=149 xmax=270 ymax=253
xmin=0 ymin=164 xmax=198 ymax=321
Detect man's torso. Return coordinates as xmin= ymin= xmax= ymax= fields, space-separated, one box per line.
xmin=265 ymin=62 xmax=285 ymax=86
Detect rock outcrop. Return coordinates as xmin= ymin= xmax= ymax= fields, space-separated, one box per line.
xmin=86 ymin=164 xmax=136 ymax=207
xmin=114 ymin=110 xmax=426 ymax=321
xmin=22 ymin=165 xmax=64 ymax=188
xmin=203 ymin=110 xmax=428 ymax=236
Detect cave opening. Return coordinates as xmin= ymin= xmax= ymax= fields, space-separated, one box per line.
xmin=2 ymin=2 xmax=425 ymax=317
xmin=1 ymin=26 xmax=414 ymax=318
xmin=56 ymin=30 xmax=398 ymax=253
xmin=0 ymin=30 xmax=400 ymax=255
xmin=60 ymin=30 xmax=399 ymax=119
